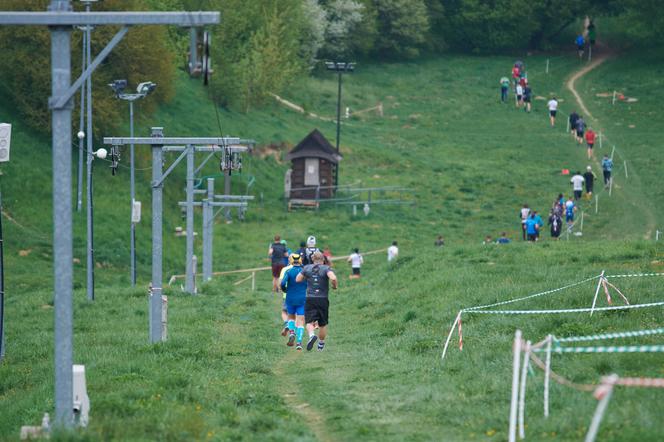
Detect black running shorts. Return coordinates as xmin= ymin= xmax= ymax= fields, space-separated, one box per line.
xmin=305 ymin=297 xmax=329 ymax=327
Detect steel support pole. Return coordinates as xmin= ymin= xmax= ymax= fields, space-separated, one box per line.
xmin=51 ymin=18 xmax=74 ymax=428
xmin=85 ymin=8 xmax=94 ymax=301
xmin=202 ymin=178 xmax=213 ymax=282
xmin=129 ymin=100 xmax=136 ymax=286
xmin=185 ymin=145 xmax=195 ymax=294
xmin=150 ymin=130 xmax=164 ymax=342
xmin=334 ymin=71 xmax=342 ymax=187
xmin=224 ymin=169 xmax=231 ymax=221
xmin=76 ymin=31 xmax=85 ymax=212
xmin=0 ymin=189 xmax=5 ymax=361
xmin=189 ymin=27 xmax=197 ymax=74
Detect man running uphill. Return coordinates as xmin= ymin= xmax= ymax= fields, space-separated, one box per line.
xmin=280 ymin=253 xmax=307 ymax=350
xmin=296 ymin=251 xmax=338 ymax=351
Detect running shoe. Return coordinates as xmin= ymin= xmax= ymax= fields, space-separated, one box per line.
xmin=281 ymin=326 xmax=289 ymax=337
xmin=317 ymin=342 xmax=325 ymax=352
xmin=296 ymin=344 xmax=303 ymax=351
xmin=287 ymin=333 xmax=296 ymax=347
xmin=306 ymin=335 xmax=318 ymax=351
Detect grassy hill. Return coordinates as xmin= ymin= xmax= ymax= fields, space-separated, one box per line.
xmin=0 ymin=47 xmax=663 ymax=441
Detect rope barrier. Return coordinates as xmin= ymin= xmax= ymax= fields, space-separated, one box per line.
xmin=466 ymin=300 xmax=664 ymax=315
xmin=463 ymin=274 xmax=601 ymax=312
xmin=529 ymin=352 xmax=596 ymax=392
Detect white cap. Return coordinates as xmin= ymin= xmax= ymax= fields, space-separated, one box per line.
xmin=587 ymin=166 xmax=592 ymax=171
xmin=307 ymin=235 xmax=316 ymax=247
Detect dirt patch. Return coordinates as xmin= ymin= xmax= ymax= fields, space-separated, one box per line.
xmin=255 ymin=142 xmax=288 ymax=163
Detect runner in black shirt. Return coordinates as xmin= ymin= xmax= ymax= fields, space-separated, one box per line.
xmin=296 ymin=251 xmax=338 ymax=351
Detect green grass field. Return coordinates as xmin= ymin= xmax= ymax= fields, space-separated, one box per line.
xmin=0 ymin=45 xmax=663 ymax=441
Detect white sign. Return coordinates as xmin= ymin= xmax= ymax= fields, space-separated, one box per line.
xmin=131 ymin=200 xmax=141 ymax=223
xmin=0 ymin=123 xmax=12 ymax=162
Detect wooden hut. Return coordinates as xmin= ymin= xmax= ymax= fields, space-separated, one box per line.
xmin=286 ymin=129 xmax=342 ymax=202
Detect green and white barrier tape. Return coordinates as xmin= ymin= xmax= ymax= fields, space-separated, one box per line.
xmin=554 ymin=327 xmax=664 ymax=343
xmin=535 ymin=344 xmax=664 ymax=354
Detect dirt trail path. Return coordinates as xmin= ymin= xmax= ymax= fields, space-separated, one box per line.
xmin=565 ymin=49 xmax=656 ymax=239
xmin=565 ymin=53 xmax=609 ymax=121
xmin=274 ymin=350 xmax=336 ymax=442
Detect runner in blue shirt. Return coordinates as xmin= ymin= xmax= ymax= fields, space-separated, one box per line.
xmin=602 ymin=154 xmax=613 ymax=187
xmin=565 ymin=197 xmax=576 ymax=225
xmin=525 ymin=215 xmax=539 ymax=242
xmin=533 ymin=211 xmax=544 ymax=240
xmin=576 ymin=34 xmax=585 ymax=58
xmin=280 ymin=253 xmax=307 ymax=350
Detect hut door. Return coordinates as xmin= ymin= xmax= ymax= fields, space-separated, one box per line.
xmin=304 ymin=158 xmax=319 ymax=186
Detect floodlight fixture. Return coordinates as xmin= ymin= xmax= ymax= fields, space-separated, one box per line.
xmin=136 ymin=81 xmax=157 ymax=95
xmin=325 ymin=61 xmax=355 ymax=73
xmin=77 ymin=130 xmax=85 ymax=140
xmin=108 ymin=79 xmax=127 ymax=96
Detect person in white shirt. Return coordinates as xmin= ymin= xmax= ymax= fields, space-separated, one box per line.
xmin=387 ymin=241 xmax=399 ymax=264
xmin=547 ymin=97 xmax=558 ymax=127
xmin=519 ymin=204 xmax=530 ymax=241
xmin=515 ymin=84 xmax=524 ymax=108
xmin=347 ymin=248 xmax=364 ymax=279
xmin=570 ymin=171 xmax=585 ymax=200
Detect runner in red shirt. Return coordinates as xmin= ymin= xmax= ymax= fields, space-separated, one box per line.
xmin=512 ymin=65 xmax=520 ymax=87
xmin=585 ymin=128 xmax=596 ymax=159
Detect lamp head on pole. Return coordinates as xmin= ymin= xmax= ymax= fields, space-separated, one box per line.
xmin=325 ymin=61 xmax=355 ymax=73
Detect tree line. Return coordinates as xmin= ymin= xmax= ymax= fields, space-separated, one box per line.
xmin=0 ymin=0 xmax=661 ymax=135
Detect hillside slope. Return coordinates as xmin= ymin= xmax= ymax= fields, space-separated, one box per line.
xmin=0 ymin=51 xmax=663 ymax=440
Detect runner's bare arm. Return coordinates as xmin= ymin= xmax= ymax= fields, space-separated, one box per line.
xmin=296 ymin=272 xmax=304 ymax=283
xmin=328 ymin=271 xmax=338 ymax=289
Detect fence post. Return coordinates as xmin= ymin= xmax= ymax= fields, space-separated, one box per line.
xmin=508 ymin=330 xmax=522 ymax=442
xmin=584 ymin=375 xmax=618 ymax=442
xmin=518 ymin=340 xmax=531 ymax=440
xmin=612 ymin=91 xmax=617 ymax=105
xmin=580 ymin=211 xmax=584 ymax=232
xmin=546 ymin=58 xmax=549 ymax=74
xmin=624 ymin=161 xmax=628 ymax=179
xmin=251 ymin=271 xmax=256 ymax=291
xmin=595 ymin=194 xmax=598 ymax=214
xmin=590 ymin=270 xmax=606 ymax=316
xmin=544 ymin=335 xmax=552 ymax=418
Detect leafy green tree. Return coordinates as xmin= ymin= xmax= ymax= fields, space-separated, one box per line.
xmin=0 ymin=0 xmax=175 ymax=138
xmin=208 ymin=0 xmax=306 ymax=111
xmin=372 ymin=0 xmax=430 ymax=58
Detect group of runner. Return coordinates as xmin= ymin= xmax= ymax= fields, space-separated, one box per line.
xmin=268 ymin=235 xmax=337 ymax=352
xmin=500 ymin=60 xmax=532 ymax=111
